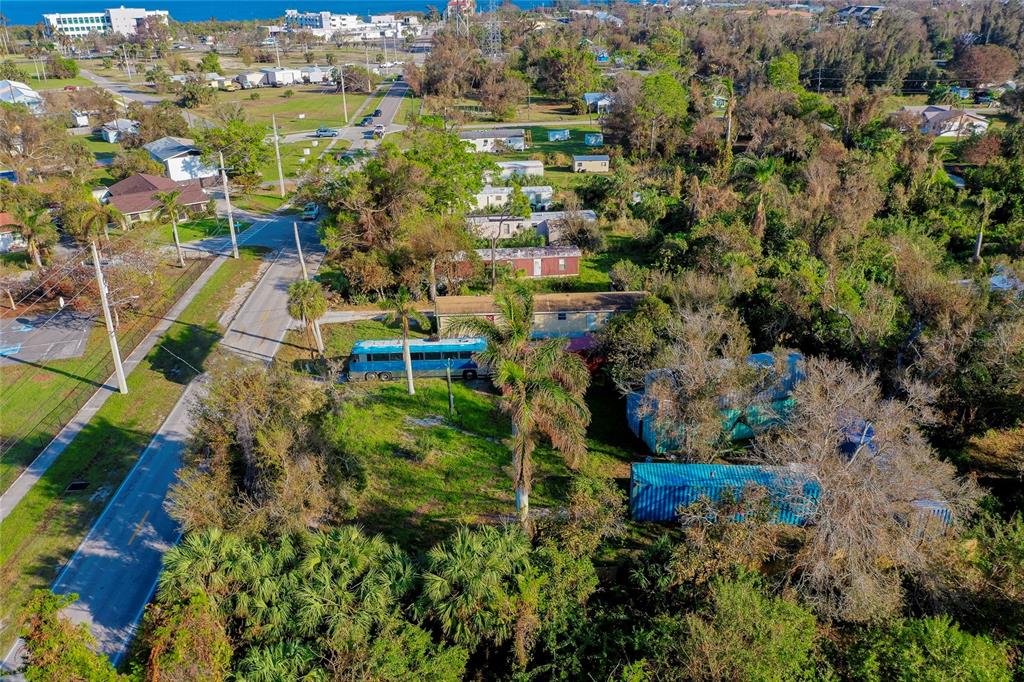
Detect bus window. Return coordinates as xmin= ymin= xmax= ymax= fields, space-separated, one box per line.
xmin=442 ymin=351 xmax=459 ymax=359
xmin=410 ymin=352 xmax=424 ymax=361
xmin=369 ymin=353 xmax=386 ymax=362
xmin=388 ymin=353 xmax=402 ymax=361
xmin=424 ymin=352 xmax=442 ymax=360
xmin=458 ymin=351 xmax=473 ymax=359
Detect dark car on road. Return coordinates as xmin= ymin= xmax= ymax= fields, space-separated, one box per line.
xmin=373 ymin=108 xmax=383 ymax=117
xmin=359 ymin=116 xmax=374 ymax=126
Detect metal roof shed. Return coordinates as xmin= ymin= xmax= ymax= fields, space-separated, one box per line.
xmin=629 ymin=462 xmax=820 ymax=524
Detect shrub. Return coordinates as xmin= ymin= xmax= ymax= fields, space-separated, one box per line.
xmin=848 ymin=616 xmax=1012 ymax=682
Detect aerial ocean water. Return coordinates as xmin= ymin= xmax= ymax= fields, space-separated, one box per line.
xmin=0 ymin=0 xmax=616 ymax=25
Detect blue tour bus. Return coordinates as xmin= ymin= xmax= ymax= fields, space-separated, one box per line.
xmin=348 ymin=337 xmax=488 ymax=382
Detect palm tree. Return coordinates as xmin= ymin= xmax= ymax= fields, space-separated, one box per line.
xmin=287 ymin=280 xmax=327 ymax=360
xmin=79 ymin=202 xmax=122 ymax=244
xmin=154 ymin=190 xmax=186 ymax=268
xmin=973 ymin=188 xmax=1003 ymax=263
xmin=11 ymin=207 xmax=56 ymax=268
xmin=381 ymin=287 xmax=429 ymax=395
xmin=448 ymin=283 xmax=591 ymax=527
xmin=733 ymin=153 xmax=780 ymax=240
xmin=416 ymin=525 xmax=532 ymax=649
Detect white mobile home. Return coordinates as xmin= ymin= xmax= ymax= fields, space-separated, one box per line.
xmin=236 ymin=71 xmax=267 ymax=89
xmin=459 ymin=128 xmax=527 ymax=153
xmin=260 ymin=67 xmax=302 ymax=86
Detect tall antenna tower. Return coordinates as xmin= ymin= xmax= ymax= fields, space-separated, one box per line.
xmin=484 ymin=0 xmax=502 ymax=60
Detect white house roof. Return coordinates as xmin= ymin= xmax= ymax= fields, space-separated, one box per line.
xmin=573 ymin=154 xmax=610 ymax=162
xmin=144 ymin=136 xmax=201 ymax=162
xmin=0 ymin=80 xmax=43 ymax=108
xmin=583 ymin=92 xmax=612 ymax=105
xmin=496 ymin=160 xmax=543 ymax=169
xmin=478 ymin=185 xmax=553 ymax=196
xmin=102 ymin=118 xmax=139 ymax=132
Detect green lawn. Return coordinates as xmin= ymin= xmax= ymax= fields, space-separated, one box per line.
xmin=0 ymin=260 xmax=207 ymax=491
xmin=81 ymin=134 xmax=121 ymax=163
xmin=0 ymin=252 xmax=31 ymax=277
xmin=260 ymin=138 xmax=350 ymax=184
xmin=162 ymin=217 xmax=253 ymax=244
xmin=0 ymin=247 xmax=267 ymax=652
xmin=233 ymin=192 xmax=292 ymax=215
xmin=199 ymin=85 xmax=370 ymax=134
xmin=26 ymin=76 xmax=94 ymax=91
xmin=325 ymin=377 xmax=632 ymax=548
xmin=490 ymin=124 xmax=605 ymax=190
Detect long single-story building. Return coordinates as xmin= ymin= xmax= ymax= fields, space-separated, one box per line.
xmin=489 ymin=160 xmax=544 ymax=180
xmin=261 ymin=67 xmax=303 ymax=86
xmin=459 ymin=128 xmax=527 ymax=153
xmin=573 ymin=154 xmax=609 ymax=172
xmin=473 ymin=185 xmax=554 ymax=211
xmin=101 ymin=174 xmax=208 ymax=224
xmin=451 ymin=245 xmax=582 ymax=280
xmin=436 ymin=290 xmax=647 ymax=338
xmin=143 ymin=136 xmax=219 ymax=183
xmin=467 ymin=209 xmax=598 ymax=242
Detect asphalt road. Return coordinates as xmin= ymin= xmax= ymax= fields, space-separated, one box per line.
xmin=79 ymin=69 xmax=166 ymax=107
xmin=280 ymin=79 xmax=410 ymax=147
xmin=1 ymin=71 xmax=409 ymax=675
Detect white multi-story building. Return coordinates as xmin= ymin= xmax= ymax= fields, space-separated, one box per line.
xmin=43 ymin=7 xmax=169 ymax=37
xmin=283 ymin=9 xmax=421 ymax=42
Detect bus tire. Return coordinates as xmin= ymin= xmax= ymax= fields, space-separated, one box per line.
xmin=462 ymin=370 xmax=477 ymax=381
xmin=379 ymin=371 xmax=393 ymax=381
xmin=363 ymin=372 xmax=377 ymax=381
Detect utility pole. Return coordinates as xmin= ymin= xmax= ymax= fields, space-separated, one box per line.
xmin=274 ymin=39 xmax=282 ymax=68
xmin=293 ymin=221 xmax=309 ymax=281
xmin=293 ymin=222 xmax=324 ymax=352
xmin=338 ymin=63 xmax=349 ymax=123
xmin=271 ymin=114 xmax=286 ymax=197
xmin=92 ymin=241 xmax=128 ymax=394
xmin=364 ymin=42 xmax=371 ymax=91
xmin=218 ymin=151 xmax=239 ymax=259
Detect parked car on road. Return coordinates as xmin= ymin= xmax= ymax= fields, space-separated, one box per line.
xmin=314 ymin=127 xmax=338 ymax=138
xmin=373 ymin=108 xmax=383 ymax=117
xmin=359 ymin=116 xmax=374 ymax=126
xmin=302 ymin=203 xmax=320 ymax=220
xmin=373 ymin=124 xmax=386 ymax=139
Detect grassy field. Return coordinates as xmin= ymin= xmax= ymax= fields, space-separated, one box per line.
xmin=0 ymin=247 xmax=267 ymax=652
xmin=234 ymin=192 xmax=292 ymax=215
xmin=260 ymin=138 xmax=351 ymax=183
xmin=0 ymin=252 xmax=31 ymax=277
xmin=162 ymin=218 xmax=253 ymax=244
xmin=81 ymin=134 xmax=121 ymax=163
xmin=326 ymin=376 xmax=635 ymax=547
xmin=26 ymin=76 xmax=94 ymax=91
xmin=490 ymin=124 xmax=606 ymax=190
xmin=449 ymin=94 xmax=594 ymax=125
xmin=0 ymin=260 xmax=208 ymax=491
xmin=198 ymin=85 xmax=370 ymax=134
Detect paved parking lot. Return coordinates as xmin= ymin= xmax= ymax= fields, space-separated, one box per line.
xmin=0 ymin=310 xmax=95 ymax=367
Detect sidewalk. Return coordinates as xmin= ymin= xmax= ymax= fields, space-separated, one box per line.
xmin=0 ymin=257 xmax=227 ymax=521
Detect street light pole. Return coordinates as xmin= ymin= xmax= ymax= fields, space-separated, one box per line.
xmin=271 ymin=114 xmax=286 ymax=197
xmin=92 ymin=241 xmax=128 ymax=394
xmin=218 ymin=151 xmax=239 ymax=259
